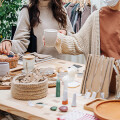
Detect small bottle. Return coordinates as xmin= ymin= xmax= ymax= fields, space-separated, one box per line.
xmin=62 ymin=90 xmax=68 ymax=105
xmin=56 ymin=78 xmax=60 ymax=97
xmin=62 ymin=80 xmax=68 ymax=105
xmin=71 ymin=93 xmax=76 ymax=107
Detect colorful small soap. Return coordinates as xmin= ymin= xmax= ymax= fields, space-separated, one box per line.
xmin=36 ymin=102 xmax=44 ymax=104
xmin=59 ymin=106 xmax=68 ymax=112
xmin=50 ymin=106 xmax=57 ymax=111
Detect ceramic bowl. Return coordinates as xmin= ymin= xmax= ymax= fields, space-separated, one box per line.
xmin=0 ymin=62 xmax=9 ymax=77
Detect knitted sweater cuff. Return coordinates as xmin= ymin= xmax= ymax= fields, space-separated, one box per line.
xmin=55 ymin=33 xmax=64 ymax=54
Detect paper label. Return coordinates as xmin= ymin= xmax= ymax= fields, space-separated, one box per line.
xmin=116 ymin=92 xmax=120 ymax=99
xmin=84 ymin=92 xmax=91 ymax=99
xmin=91 ymin=92 xmax=97 ymax=99
xmin=100 ymin=92 xmax=105 ymax=99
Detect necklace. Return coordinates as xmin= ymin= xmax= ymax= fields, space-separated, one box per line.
xmin=81 ymin=55 xmax=91 ymax=93
xmin=83 ymin=55 xmax=93 ymax=93
xmin=84 ymin=55 xmax=96 ymax=93
xmin=84 ymin=56 xmax=101 ymax=99
xmin=100 ymin=57 xmax=113 ymax=98
xmin=90 ymin=56 xmax=104 ymax=93
xmin=98 ymin=57 xmax=109 ymax=93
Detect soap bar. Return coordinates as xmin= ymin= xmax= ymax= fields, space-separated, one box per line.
xmin=50 ymin=106 xmax=57 ymax=111
xmin=59 ymin=106 xmax=68 ymax=112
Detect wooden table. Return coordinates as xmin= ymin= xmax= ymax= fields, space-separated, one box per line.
xmin=0 ymin=59 xmax=93 ymax=120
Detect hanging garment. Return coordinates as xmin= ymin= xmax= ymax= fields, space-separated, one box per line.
xmin=64 ymin=2 xmax=71 ymax=8
xmin=70 ymin=3 xmax=80 ymax=26
xmin=81 ymin=4 xmax=91 ymax=27
xmin=65 ymin=3 xmax=81 ymax=32
xmin=73 ymin=10 xmax=82 ymax=33
xmin=65 ymin=3 xmax=75 ymax=19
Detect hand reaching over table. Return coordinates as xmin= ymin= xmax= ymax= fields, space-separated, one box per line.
xmin=58 ymin=30 xmax=67 ymax=35
xmin=0 ymin=41 xmax=12 ymax=55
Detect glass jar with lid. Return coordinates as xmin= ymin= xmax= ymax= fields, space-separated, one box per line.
xmin=23 ymin=55 xmax=35 ymax=73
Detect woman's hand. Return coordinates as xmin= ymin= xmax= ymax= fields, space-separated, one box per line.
xmin=58 ymin=30 xmax=67 ymax=35
xmin=0 ymin=41 xmax=12 ymax=55
xmin=42 ymin=36 xmax=45 ymax=46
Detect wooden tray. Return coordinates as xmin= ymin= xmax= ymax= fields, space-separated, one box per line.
xmin=0 ymin=86 xmax=10 ymax=90
xmin=84 ymin=99 xmax=105 ymax=112
xmin=10 ymin=64 xmax=23 ymax=72
xmin=94 ymin=100 xmax=120 ymax=120
xmin=0 ymin=67 xmax=22 ymax=90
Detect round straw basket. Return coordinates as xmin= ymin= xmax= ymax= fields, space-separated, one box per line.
xmin=11 ymin=75 xmax=48 ymax=100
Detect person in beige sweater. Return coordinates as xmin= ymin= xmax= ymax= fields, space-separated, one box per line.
xmin=55 ymin=0 xmax=120 ymax=93
xmin=56 ymin=0 xmax=120 ymax=59
xmin=0 ymin=0 xmax=73 ymax=60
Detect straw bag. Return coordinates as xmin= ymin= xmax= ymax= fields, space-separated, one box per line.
xmin=11 ymin=75 xmax=48 ymax=100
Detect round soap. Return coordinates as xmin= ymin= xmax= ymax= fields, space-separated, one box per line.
xmin=50 ymin=106 xmax=57 ymax=111
xmin=59 ymin=106 xmax=68 ymax=112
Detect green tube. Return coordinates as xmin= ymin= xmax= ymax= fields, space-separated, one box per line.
xmin=56 ymin=79 xmax=60 ymax=97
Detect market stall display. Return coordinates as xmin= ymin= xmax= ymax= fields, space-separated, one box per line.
xmin=0 ymin=54 xmax=120 ymax=120
xmin=84 ymin=99 xmax=105 ymax=112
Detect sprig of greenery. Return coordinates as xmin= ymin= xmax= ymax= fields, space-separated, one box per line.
xmin=0 ymin=0 xmax=23 ymax=42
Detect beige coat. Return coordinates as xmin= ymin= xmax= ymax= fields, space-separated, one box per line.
xmin=10 ymin=0 xmax=74 ymax=59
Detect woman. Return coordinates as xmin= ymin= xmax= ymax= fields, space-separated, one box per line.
xmin=0 ymin=0 xmax=73 ymax=60
xmin=56 ymin=0 xmax=120 ymax=58
xmin=56 ymin=0 xmax=120 ymax=92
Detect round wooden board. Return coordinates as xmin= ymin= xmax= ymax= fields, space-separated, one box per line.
xmin=94 ymin=100 xmax=120 ymax=120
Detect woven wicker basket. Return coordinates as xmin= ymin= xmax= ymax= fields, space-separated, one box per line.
xmin=11 ymin=75 xmax=48 ymax=100
xmin=0 ymin=54 xmax=19 ymax=69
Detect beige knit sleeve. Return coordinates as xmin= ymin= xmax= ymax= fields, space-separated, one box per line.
xmin=11 ymin=8 xmax=30 ymax=54
xmin=56 ymin=12 xmax=94 ymax=56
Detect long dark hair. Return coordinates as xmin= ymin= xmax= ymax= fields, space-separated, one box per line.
xmin=28 ymin=0 xmax=67 ymax=28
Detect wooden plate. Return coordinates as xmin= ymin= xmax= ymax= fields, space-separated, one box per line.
xmin=94 ymin=100 xmax=120 ymax=120
xmin=84 ymin=99 xmax=105 ymax=112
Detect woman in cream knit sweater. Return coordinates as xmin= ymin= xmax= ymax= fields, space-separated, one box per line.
xmin=0 ymin=0 xmax=73 ymax=60
xmin=56 ymin=0 xmax=120 ymax=60
xmin=55 ymin=0 xmax=120 ymax=93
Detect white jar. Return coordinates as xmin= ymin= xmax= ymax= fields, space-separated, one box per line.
xmin=23 ymin=55 xmax=35 ymax=73
xmin=0 ymin=62 xmax=9 ymax=77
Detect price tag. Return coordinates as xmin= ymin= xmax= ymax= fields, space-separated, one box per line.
xmin=91 ymin=92 xmax=97 ymax=99
xmin=100 ymin=92 xmax=105 ymax=99
xmin=84 ymin=92 xmax=91 ymax=99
